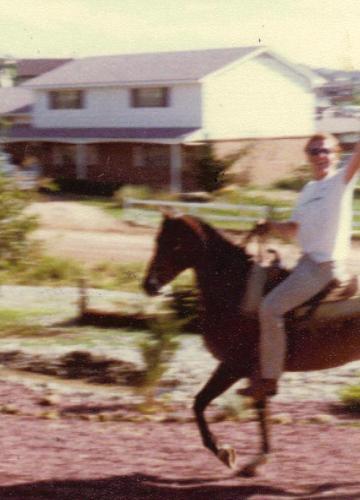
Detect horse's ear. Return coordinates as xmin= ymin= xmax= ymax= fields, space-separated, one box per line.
xmin=159 ymin=207 xmax=174 ymax=219
xmin=159 ymin=207 xmax=184 ymax=219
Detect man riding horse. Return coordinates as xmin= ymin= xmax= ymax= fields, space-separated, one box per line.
xmin=240 ymin=133 xmax=360 ymax=401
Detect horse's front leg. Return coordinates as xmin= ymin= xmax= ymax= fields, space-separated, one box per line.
xmin=193 ymin=362 xmax=243 ymax=469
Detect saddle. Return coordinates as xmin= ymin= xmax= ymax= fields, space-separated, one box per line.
xmin=241 ymin=253 xmax=360 ymax=322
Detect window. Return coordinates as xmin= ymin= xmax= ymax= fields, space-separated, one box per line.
xmin=133 ymin=145 xmax=169 ymax=168
xmin=49 ymin=90 xmax=84 ymax=109
xmin=131 ymin=87 xmax=169 ymax=108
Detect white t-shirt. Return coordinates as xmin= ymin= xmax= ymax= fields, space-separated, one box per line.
xmin=291 ymin=168 xmax=356 ymax=263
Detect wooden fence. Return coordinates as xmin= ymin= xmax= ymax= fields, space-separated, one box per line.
xmin=123 ymin=197 xmax=360 ymax=233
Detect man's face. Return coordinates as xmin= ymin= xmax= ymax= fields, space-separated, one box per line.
xmin=306 ymin=139 xmax=338 ymax=180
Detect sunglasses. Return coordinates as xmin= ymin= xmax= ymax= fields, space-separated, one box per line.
xmin=307 ymin=148 xmax=333 ymax=156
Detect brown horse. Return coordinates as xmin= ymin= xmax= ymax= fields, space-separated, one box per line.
xmin=143 ymin=212 xmax=360 ymax=476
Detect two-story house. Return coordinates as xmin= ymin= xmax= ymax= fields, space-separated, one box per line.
xmin=0 ymin=58 xmax=71 ymax=137
xmin=5 ymin=47 xmax=324 ymax=190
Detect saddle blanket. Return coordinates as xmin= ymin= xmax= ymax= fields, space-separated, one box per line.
xmin=241 ymin=263 xmax=360 ymax=321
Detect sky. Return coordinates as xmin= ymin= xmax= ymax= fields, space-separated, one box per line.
xmin=1 ymin=0 xmax=360 ymax=70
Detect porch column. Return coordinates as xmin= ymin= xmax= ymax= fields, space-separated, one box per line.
xmin=76 ymin=144 xmax=87 ymax=180
xmin=170 ymin=144 xmax=182 ymax=193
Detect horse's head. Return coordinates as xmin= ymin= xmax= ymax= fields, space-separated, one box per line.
xmin=143 ymin=212 xmax=206 ymax=296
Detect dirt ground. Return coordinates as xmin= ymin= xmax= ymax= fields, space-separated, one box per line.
xmin=0 ymin=378 xmax=358 ymax=500
xmin=27 ymin=201 xmax=157 ymax=265
xmin=0 ymin=200 xmax=356 ymax=499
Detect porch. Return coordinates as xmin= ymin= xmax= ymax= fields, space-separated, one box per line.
xmin=5 ymin=125 xmax=202 ymax=193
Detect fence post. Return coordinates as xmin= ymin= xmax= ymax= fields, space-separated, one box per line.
xmin=78 ymin=278 xmax=88 ymax=316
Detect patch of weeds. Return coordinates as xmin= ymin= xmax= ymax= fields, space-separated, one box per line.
xmin=88 ymin=261 xmax=146 ymax=292
xmin=339 ymin=382 xmax=360 ymax=413
xmin=23 ymin=256 xmax=83 ymax=285
xmin=0 ymin=257 xmax=146 ymax=292
xmin=0 ymin=255 xmax=83 ymax=287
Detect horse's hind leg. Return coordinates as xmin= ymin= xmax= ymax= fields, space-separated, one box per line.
xmin=193 ymin=362 xmax=243 ymax=469
xmin=239 ymin=398 xmax=270 ymax=477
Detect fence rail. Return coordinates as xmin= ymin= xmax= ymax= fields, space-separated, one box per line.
xmin=123 ymin=197 xmax=360 ymax=232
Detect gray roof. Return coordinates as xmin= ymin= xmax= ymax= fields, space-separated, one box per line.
xmin=8 ymin=124 xmax=199 ymax=142
xmin=16 ymin=58 xmax=72 ymax=78
xmin=0 ymin=87 xmax=33 ymax=114
xmin=24 ymin=46 xmax=262 ymax=88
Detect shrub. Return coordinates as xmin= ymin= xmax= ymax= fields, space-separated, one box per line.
xmin=272 ymin=164 xmax=311 ymax=191
xmin=194 ymin=143 xmax=252 ymax=192
xmin=137 ymin=303 xmax=180 ymax=408
xmin=339 ymin=382 xmax=360 ymax=412
xmin=195 ymin=143 xmax=232 ymax=192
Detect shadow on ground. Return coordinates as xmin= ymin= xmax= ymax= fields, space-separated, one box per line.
xmin=0 ymin=474 xmax=358 ymax=500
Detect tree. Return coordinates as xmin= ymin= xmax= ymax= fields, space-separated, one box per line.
xmin=195 ymin=142 xmax=251 ymax=192
xmin=0 ymin=149 xmax=38 ymax=268
xmin=195 ymin=143 xmax=229 ymax=192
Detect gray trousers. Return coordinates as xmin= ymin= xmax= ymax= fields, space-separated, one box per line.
xmin=259 ymin=255 xmax=340 ymax=380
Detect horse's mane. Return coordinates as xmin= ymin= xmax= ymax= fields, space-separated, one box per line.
xmin=178 ymin=215 xmax=252 ymax=315
xmin=185 ymin=215 xmax=249 ymax=261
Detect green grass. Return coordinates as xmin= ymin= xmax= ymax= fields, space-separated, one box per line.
xmin=80 ymin=198 xmax=124 ymax=218
xmin=0 ymin=256 xmax=148 ymax=292
xmin=0 ymin=309 xmax=51 ymax=337
xmin=87 ymin=261 xmax=146 ymax=292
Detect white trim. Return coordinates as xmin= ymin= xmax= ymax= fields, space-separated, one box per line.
xmin=262 ymin=49 xmax=326 ymax=86
xmin=5 ymin=136 xmax=188 ymax=145
xmin=6 ymin=128 xmax=201 ymax=145
xmin=201 ymin=46 xmax=324 ymax=87
xmin=23 ymin=79 xmax=199 ymax=90
xmin=76 ymin=144 xmax=87 ymax=179
xmin=170 ymin=144 xmax=182 ymax=192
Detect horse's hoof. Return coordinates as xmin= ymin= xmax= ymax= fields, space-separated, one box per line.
xmin=217 ymin=444 xmax=237 ymax=469
xmin=238 ymin=454 xmax=268 ymax=477
xmin=238 ymin=464 xmax=257 ymax=477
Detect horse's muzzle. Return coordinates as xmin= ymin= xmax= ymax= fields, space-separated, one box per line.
xmin=143 ymin=276 xmax=160 ymax=296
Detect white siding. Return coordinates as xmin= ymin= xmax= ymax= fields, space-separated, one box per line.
xmin=32 ymin=84 xmax=202 ymax=128
xmin=203 ymin=55 xmax=316 ymax=139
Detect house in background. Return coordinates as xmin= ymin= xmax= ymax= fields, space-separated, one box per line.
xmin=315 ymin=68 xmax=360 ymax=105
xmin=5 ymin=47 xmax=325 ymax=190
xmin=0 ymin=58 xmax=72 ymax=165
xmin=0 ymin=58 xmax=72 ymax=127
xmin=0 ymin=58 xmax=72 ymax=88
